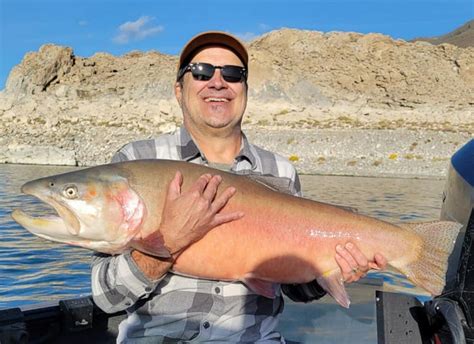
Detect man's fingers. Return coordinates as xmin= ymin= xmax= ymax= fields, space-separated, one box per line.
xmin=368 ymin=262 xmax=381 ymax=270
xmin=210 ymin=186 xmax=237 ymax=213
xmin=336 ymin=251 xmax=366 ymax=283
xmin=344 ymin=242 xmax=369 ymax=272
xmin=167 ymin=171 xmax=183 ymax=200
xmin=189 ymin=174 xmax=212 ymax=194
xmin=366 ymin=253 xmax=387 ymax=270
xmin=202 ymin=175 xmax=222 ymax=200
xmin=336 ymin=244 xmax=360 ymax=272
xmin=212 ymin=211 xmax=245 ymax=227
xmin=335 ymin=252 xmax=353 ymax=279
xmin=373 ymin=253 xmax=388 ymax=270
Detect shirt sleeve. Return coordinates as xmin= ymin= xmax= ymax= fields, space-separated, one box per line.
xmin=90 ymin=146 xmax=165 ymax=313
xmin=280 ymin=168 xmax=328 ymax=302
xmin=91 ymin=251 xmax=165 ymax=313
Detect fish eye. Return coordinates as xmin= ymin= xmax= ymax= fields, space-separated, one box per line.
xmin=63 ymin=185 xmax=78 ymax=199
xmin=49 ymin=182 xmax=55 ymax=187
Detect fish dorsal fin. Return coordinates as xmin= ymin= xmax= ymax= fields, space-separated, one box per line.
xmin=331 ymin=204 xmax=358 ymax=213
xmin=242 ymin=172 xmax=359 ymax=214
xmin=241 ymin=173 xmax=359 ymax=214
xmin=316 ymin=270 xmax=351 ymax=308
xmin=243 ymin=173 xmax=293 ymax=195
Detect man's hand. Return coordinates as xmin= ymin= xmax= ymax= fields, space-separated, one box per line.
xmin=131 ymin=171 xmax=243 ymax=281
xmin=335 ymin=242 xmax=387 ymax=283
xmin=160 ymin=171 xmax=244 ymax=256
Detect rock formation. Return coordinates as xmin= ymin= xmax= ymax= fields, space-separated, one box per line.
xmin=412 ymin=19 xmax=474 ymax=49
xmin=0 ymin=28 xmax=472 ymax=175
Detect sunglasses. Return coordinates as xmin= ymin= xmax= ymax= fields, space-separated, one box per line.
xmin=178 ymin=62 xmax=247 ymax=83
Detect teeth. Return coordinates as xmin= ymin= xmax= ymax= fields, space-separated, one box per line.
xmin=205 ymin=98 xmax=229 ymax=103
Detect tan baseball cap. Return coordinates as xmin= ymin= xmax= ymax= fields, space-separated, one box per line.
xmin=178 ymin=31 xmax=249 ymax=72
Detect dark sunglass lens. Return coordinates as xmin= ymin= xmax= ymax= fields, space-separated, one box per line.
xmin=222 ymin=66 xmax=245 ymax=82
xmin=224 ymin=76 xmax=242 ymax=82
xmin=188 ymin=63 xmax=246 ymax=82
xmin=191 ymin=63 xmax=214 ymax=81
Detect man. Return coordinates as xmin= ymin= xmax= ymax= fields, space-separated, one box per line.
xmin=92 ymin=31 xmax=386 ymax=343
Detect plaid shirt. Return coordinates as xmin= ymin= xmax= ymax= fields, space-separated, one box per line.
xmin=91 ymin=126 xmax=323 ymax=343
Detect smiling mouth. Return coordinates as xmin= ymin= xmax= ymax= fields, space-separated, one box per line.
xmin=204 ymin=97 xmax=230 ymax=103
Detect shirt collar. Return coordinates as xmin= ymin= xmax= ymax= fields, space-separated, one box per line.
xmin=178 ymin=126 xmax=257 ymax=168
xmin=179 ymin=126 xmax=202 ymax=161
xmin=236 ymin=132 xmax=257 ymax=168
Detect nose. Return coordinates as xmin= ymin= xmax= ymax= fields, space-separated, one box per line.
xmin=207 ymin=69 xmax=226 ymax=89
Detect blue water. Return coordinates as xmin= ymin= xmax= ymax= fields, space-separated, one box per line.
xmin=0 ymin=164 xmax=91 ymax=308
xmin=0 ymin=164 xmax=445 ymax=311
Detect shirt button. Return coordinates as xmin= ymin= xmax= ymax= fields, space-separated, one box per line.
xmin=214 ymin=287 xmax=220 ymax=294
xmin=203 ymin=321 xmax=210 ymax=329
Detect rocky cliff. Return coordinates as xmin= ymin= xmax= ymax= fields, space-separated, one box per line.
xmin=412 ymin=19 xmax=474 ymax=49
xmin=1 ymin=28 xmax=473 ymax=176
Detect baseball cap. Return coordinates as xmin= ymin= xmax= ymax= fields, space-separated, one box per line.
xmin=178 ymin=31 xmax=249 ymax=71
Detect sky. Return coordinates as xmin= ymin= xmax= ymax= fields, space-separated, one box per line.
xmin=0 ymin=0 xmax=473 ymax=90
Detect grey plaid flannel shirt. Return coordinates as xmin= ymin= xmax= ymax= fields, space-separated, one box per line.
xmin=91 ymin=126 xmax=324 ymax=343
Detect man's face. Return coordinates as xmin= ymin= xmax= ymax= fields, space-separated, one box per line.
xmin=175 ymin=46 xmax=247 ymax=133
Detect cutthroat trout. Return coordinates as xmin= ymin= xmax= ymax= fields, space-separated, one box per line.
xmin=12 ymin=159 xmax=461 ymax=307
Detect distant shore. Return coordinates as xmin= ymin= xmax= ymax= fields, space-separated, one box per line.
xmin=1 ymin=126 xmax=471 ymax=179
xmin=247 ymin=128 xmax=471 ymax=178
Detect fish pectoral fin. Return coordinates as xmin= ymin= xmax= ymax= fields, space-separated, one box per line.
xmin=131 ymin=232 xmax=171 ymax=258
xmin=316 ymin=270 xmax=351 ymax=308
xmin=243 ymin=276 xmax=277 ymax=299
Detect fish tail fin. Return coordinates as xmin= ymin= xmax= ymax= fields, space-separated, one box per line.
xmin=397 ymin=221 xmax=462 ymax=296
xmin=316 ymin=271 xmax=350 ymax=308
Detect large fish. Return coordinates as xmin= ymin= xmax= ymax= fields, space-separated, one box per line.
xmin=12 ymin=159 xmax=461 ymax=307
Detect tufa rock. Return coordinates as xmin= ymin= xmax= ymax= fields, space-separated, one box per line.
xmin=5 ymin=44 xmax=74 ymax=96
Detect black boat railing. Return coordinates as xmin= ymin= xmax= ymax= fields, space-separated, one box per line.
xmin=0 ymin=296 xmax=126 ymax=344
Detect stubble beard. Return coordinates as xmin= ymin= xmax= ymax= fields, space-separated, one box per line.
xmin=182 ymin=102 xmax=242 ymax=131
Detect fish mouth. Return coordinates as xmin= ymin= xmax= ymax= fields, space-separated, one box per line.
xmin=12 ymin=181 xmax=81 ymax=242
xmin=12 ymin=209 xmax=79 ymax=243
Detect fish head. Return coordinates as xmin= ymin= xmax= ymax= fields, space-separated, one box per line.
xmin=12 ymin=168 xmax=145 ymax=254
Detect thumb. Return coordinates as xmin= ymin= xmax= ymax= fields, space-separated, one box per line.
xmin=368 ymin=253 xmax=387 ymax=270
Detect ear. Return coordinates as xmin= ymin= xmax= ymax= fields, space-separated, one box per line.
xmin=175 ymin=81 xmax=183 ymax=106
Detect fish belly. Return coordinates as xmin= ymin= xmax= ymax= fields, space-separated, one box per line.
xmin=171 ymin=201 xmax=393 ymax=284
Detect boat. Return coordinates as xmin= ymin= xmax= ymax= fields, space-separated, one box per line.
xmin=0 ymin=139 xmax=473 ymax=343
xmin=377 ymin=138 xmax=474 ymax=344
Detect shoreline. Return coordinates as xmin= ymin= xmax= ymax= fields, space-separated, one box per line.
xmin=245 ymin=128 xmax=471 ymax=179
xmin=2 ymin=127 xmax=470 ymax=179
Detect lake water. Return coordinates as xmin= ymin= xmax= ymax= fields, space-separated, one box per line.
xmin=0 ymin=163 xmax=447 ymax=342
